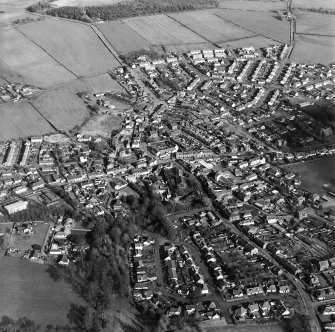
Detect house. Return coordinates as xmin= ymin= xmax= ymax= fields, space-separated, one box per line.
xmin=59 ymin=255 xmax=70 ymax=266
xmin=202 ymin=284 xmax=209 ymax=295
xmin=279 ymin=285 xmax=290 ymax=294
xmin=259 ymin=301 xmax=271 ymax=314
xmin=185 ymin=304 xmax=196 ymax=315
xmin=235 ymin=306 xmax=247 ymax=317
xmin=267 ymin=284 xmax=277 ymax=293
xmin=232 ymin=287 xmax=244 ymax=298
xmin=168 ymin=306 xmax=182 ymax=316
xmin=143 ymin=290 xmax=153 ymax=300
xmin=323 ymin=305 xmax=335 ymax=315
xmin=325 ymin=322 xmax=335 ymax=330
xmin=248 ymin=303 xmax=259 ymax=314
xmin=319 ymin=260 xmax=330 ymax=271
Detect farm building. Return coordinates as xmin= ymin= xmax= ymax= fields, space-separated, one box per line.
xmin=4 ymin=200 xmax=28 ymax=214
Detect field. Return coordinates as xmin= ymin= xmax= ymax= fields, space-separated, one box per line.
xmin=217 ymin=35 xmax=276 ymax=49
xmin=81 ymin=114 xmax=124 ymax=137
xmin=0 ymin=26 xmax=76 ymax=88
xmin=0 ymin=102 xmax=55 ymax=141
xmin=0 ymin=254 xmax=83 ymax=325
xmin=169 ymin=11 xmax=255 ymax=43
xmin=295 ymin=11 xmax=335 ymax=36
xmin=218 ymin=0 xmax=286 ymax=11
xmin=9 ymin=222 xmax=50 ymax=251
xmin=98 ymin=21 xmax=150 ymax=53
xmin=52 ymin=0 xmax=128 ymax=6
xmin=203 ymin=324 xmax=284 ymax=332
xmin=123 ymin=14 xmax=207 ymax=45
xmin=291 ymin=35 xmax=335 ymax=65
xmin=164 ymin=42 xmax=217 ymax=53
xmin=31 ymin=81 xmax=92 ymax=131
xmin=84 ymin=73 xmax=124 ymax=93
xmin=19 ymin=19 xmax=120 ymax=77
xmin=0 ymin=0 xmax=38 ymax=25
xmin=292 ymin=0 xmax=335 ymax=10
xmin=44 ymin=133 xmax=71 ymax=143
xmin=215 ymin=9 xmax=290 ymax=44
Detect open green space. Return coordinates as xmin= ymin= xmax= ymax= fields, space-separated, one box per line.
xmin=0 ymin=255 xmax=83 ymax=325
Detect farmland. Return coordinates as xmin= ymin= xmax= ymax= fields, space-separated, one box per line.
xmin=217 ymin=35 xmax=276 ymax=49
xmin=292 ymin=0 xmax=335 ymax=10
xmin=218 ymin=0 xmax=286 ymax=11
xmin=0 ymin=26 xmax=76 ymax=88
xmin=18 ymin=19 xmax=120 ymax=77
xmin=0 ymin=102 xmax=55 ymax=141
xmin=215 ymin=9 xmax=290 ymax=44
xmin=169 ymin=10 xmax=255 ymax=43
xmin=123 ymin=14 xmax=207 ymax=45
xmin=295 ymin=11 xmax=335 ymax=36
xmin=98 ymin=21 xmax=150 ymax=53
xmin=290 ymin=35 xmax=335 ymax=65
xmin=0 ymin=255 xmax=83 ymax=325
xmin=30 ymin=81 xmax=92 ymax=131
xmin=164 ymin=42 xmax=217 ymax=53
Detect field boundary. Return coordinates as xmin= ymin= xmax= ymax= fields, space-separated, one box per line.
xmin=15 ymin=26 xmax=79 ymax=78
xmin=296 ymin=32 xmax=335 ymax=38
xmin=89 ymin=24 xmax=123 ymax=66
xmin=29 ymin=102 xmax=59 ymax=132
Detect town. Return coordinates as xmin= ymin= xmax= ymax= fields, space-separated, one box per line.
xmin=1 ymin=43 xmax=335 ymax=332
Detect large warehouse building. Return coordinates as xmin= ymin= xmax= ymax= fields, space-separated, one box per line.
xmin=4 ymin=200 xmax=28 ymax=215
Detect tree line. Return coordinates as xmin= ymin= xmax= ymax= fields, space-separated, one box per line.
xmin=28 ymin=0 xmax=219 ymax=21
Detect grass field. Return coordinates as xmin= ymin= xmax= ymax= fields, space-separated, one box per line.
xmin=85 ymin=73 xmax=124 ymax=94
xmin=0 ymin=255 xmax=83 ymax=325
xmin=295 ymin=11 xmax=335 ymax=36
xmin=98 ymin=21 xmax=150 ymax=53
xmin=170 ymin=10 xmax=255 ymax=43
xmin=217 ymin=35 xmax=276 ymax=49
xmin=31 ymin=81 xmax=91 ymax=131
xmin=203 ymin=324 xmax=284 ymax=332
xmin=291 ymin=35 xmax=335 ymax=65
xmin=81 ymin=114 xmax=124 ymax=137
xmin=292 ymin=0 xmax=335 ymax=10
xmin=0 ymin=102 xmax=55 ymax=141
xmin=215 ymin=9 xmax=290 ymax=44
xmin=19 ymin=19 xmax=120 ymax=77
xmin=9 ymin=222 xmax=50 ymax=251
xmin=0 ymin=26 xmax=76 ymax=88
xmin=123 ymin=14 xmax=207 ymax=45
xmin=44 ymin=133 xmax=71 ymax=143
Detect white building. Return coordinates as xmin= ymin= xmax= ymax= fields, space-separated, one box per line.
xmin=4 ymin=200 xmax=28 ymax=214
